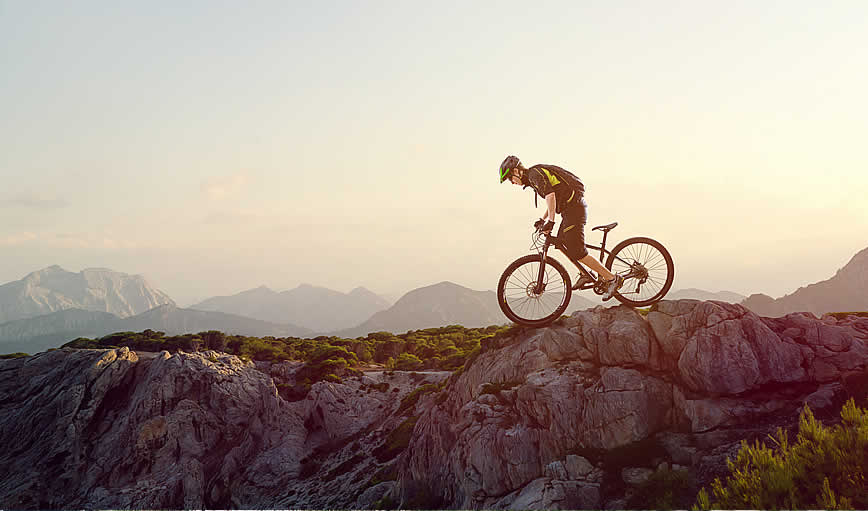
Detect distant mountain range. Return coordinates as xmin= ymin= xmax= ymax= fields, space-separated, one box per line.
xmin=0 ymin=305 xmax=313 ymax=355
xmin=666 ymin=288 xmax=746 ymax=303
xmin=741 ymin=246 xmax=868 ymax=317
xmin=0 ymin=265 xmax=174 ymax=324
xmin=329 ymin=281 xmax=509 ymax=338
xmin=190 ymin=284 xmax=389 ymax=332
xmin=4 ymin=245 xmax=866 ymax=354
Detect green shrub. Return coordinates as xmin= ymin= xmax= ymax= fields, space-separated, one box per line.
xmin=694 ymin=398 xmax=868 ymax=510
xmin=367 ymin=382 xmax=389 ymax=393
xmin=57 ymin=322 xmax=520 ymax=380
xmin=828 ymin=311 xmax=868 ymax=320
xmin=61 ymin=337 xmax=100 ymax=349
xmin=324 ymin=454 xmax=364 ymax=481
xmin=480 ymin=380 xmax=522 ymax=395
xmin=395 ymin=352 xmax=423 ymax=371
xmin=372 ymin=495 xmax=398 ymax=509
xmin=364 ymin=463 xmax=398 ymax=490
xmin=397 ymin=383 xmax=439 ymax=416
xmin=0 ymin=352 xmax=29 ymax=359
xmin=199 ymin=330 xmax=227 ymax=351
xmin=322 ymin=373 xmax=342 ymax=384
xmin=374 ymin=416 xmax=418 ymax=462
xmin=629 ymin=467 xmax=688 ymax=509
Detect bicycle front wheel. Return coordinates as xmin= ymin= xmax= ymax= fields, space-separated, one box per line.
xmin=605 ymin=236 xmax=674 ymax=307
xmin=497 ymin=254 xmax=572 ymax=327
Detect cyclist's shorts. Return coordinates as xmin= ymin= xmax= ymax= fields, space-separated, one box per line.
xmin=557 ymin=197 xmax=588 ymax=260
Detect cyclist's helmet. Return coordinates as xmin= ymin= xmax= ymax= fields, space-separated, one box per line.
xmin=500 ymin=155 xmax=521 ymax=183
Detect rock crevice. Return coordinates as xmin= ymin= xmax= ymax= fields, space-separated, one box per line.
xmin=1 ymin=300 xmax=866 ymax=509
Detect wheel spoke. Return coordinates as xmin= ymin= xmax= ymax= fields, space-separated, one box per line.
xmin=604 ymin=239 xmax=673 ymax=305
xmin=499 ymin=257 xmax=570 ymax=323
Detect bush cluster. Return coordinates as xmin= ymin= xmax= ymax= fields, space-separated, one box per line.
xmin=62 ymin=325 xmax=507 ymax=369
xmin=60 ymin=324 xmax=510 ymax=389
xmin=695 ymin=398 xmax=868 ymax=509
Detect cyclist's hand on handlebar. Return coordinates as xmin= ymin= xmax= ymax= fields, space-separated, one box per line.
xmin=533 ymin=219 xmax=545 ymax=230
xmin=541 ymin=220 xmax=555 ymax=233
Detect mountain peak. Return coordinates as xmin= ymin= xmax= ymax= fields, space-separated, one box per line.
xmin=24 ymin=265 xmax=67 ymax=279
xmin=841 ymin=246 xmax=868 ymax=271
xmin=741 ymin=245 xmax=868 ymax=317
xmin=81 ymin=267 xmax=121 ymax=274
xmin=2 ymin=265 xmax=175 ymax=324
xmin=425 ymin=281 xmax=465 ymax=291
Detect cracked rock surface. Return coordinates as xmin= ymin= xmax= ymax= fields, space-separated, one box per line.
xmin=398 ymin=300 xmax=868 ymax=509
xmin=1 ymin=300 xmax=867 ymax=509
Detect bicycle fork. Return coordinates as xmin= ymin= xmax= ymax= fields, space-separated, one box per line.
xmin=533 ymin=236 xmax=553 ymax=295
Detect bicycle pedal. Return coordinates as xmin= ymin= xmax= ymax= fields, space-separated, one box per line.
xmin=572 ymin=275 xmax=594 ymax=290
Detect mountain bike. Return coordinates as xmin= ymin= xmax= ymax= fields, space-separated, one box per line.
xmin=497 ymin=222 xmax=674 ymax=327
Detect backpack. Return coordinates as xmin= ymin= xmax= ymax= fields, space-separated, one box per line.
xmin=526 ymin=164 xmax=585 ymax=209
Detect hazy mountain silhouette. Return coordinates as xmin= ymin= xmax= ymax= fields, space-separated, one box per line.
xmin=0 ymin=265 xmax=174 ymax=324
xmin=329 ymin=281 xmax=506 ymax=337
xmin=0 ymin=304 xmax=313 ymax=355
xmin=329 ymin=281 xmax=600 ymax=338
xmin=190 ymin=284 xmax=389 ymax=332
xmin=741 ymin=246 xmax=868 ymax=317
xmin=667 ymin=288 xmax=746 ymax=303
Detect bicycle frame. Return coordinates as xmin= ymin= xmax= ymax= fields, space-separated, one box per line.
xmin=532 ymin=230 xmax=632 ymax=293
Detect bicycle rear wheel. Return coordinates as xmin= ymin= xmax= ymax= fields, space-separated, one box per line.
xmin=605 ymin=237 xmax=674 ymax=307
xmin=497 ymin=255 xmax=571 ymax=327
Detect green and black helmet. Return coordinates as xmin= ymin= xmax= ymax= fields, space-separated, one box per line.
xmin=500 ymin=155 xmax=521 ymax=183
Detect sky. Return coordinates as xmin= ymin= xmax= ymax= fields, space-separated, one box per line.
xmin=2 ymin=1 xmax=867 ymax=306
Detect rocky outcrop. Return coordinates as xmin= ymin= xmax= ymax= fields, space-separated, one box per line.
xmin=398 ymin=300 xmax=868 ymax=509
xmin=0 ymin=265 xmax=175 ymax=324
xmin=1 ymin=300 xmax=867 ymax=509
xmin=0 ymin=347 xmax=447 ymax=509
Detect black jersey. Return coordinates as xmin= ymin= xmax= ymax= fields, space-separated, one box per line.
xmin=524 ymin=164 xmax=585 ymax=214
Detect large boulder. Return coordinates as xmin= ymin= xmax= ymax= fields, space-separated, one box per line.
xmin=399 ymin=300 xmax=868 ymax=509
xmin=649 ymin=300 xmax=807 ymax=394
xmin=0 ymin=348 xmax=305 ymax=509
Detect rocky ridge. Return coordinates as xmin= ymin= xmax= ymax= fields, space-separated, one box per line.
xmin=190 ymin=284 xmax=391 ymax=333
xmin=741 ymin=246 xmax=868 ymax=317
xmin=332 ymin=281 xmax=512 ymax=338
xmin=0 ymin=300 xmax=866 ymax=509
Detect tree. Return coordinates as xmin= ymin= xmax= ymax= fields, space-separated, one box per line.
xmin=395 ymin=353 xmax=423 ymax=371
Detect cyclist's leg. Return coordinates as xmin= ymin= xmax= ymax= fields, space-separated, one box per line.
xmin=579 ymin=254 xmax=615 ymax=281
xmin=560 ymin=199 xmax=615 ymax=282
xmin=557 ymin=200 xmax=593 ymax=270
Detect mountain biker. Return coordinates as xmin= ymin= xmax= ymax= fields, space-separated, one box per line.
xmin=499 ymin=155 xmax=624 ymax=301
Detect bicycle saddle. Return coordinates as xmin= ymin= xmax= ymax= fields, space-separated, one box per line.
xmin=592 ymin=222 xmax=618 ymax=232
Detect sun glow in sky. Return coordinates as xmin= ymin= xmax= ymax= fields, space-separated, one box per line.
xmin=2 ymin=1 xmax=867 ymax=305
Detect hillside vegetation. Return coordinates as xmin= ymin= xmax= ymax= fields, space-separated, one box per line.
xmin=61 ymin=324 xmax=511 ymax=373
xmin=695 ymin=398 xmax=868 ymax=510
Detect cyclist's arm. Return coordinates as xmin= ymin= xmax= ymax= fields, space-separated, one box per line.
xmin=543 ymin=192 xmax=556 ymax=222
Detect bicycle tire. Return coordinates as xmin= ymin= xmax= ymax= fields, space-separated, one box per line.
xmin=605 ymin=236 xmax=674 ymax=307
xmin=497 ymin=254 xmax=572 ymax=327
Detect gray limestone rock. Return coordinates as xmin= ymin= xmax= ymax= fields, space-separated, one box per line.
xmin=2 ymin=299 xmax=868 ymax=509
